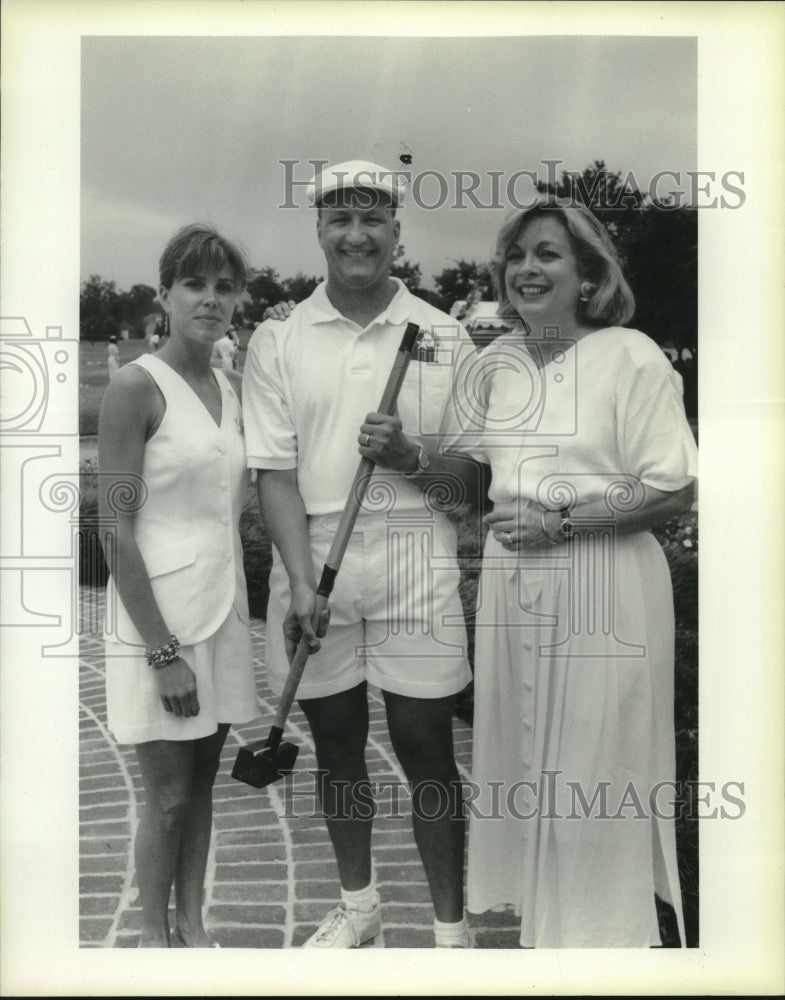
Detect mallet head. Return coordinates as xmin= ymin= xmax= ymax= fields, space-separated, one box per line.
xmin=232 ymin=740 xmax=299 ymax=788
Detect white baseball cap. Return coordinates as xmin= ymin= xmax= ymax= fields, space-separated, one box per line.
xmin=308 ymin=159 xmax=408 ymax=207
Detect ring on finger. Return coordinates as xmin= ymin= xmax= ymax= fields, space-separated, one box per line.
xmin=362 ymin=432 xmax=372 ymax=447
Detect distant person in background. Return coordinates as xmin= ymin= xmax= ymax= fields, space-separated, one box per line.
xmin=106 ymin=334 xmax=120 ymax=378
xmin=461 ymin=287 xmax=482 ymax=323
xmin=449 ymin=286 xmax=481 ymax=323
xmin=211 ymin=329 xmax=238 ymax=370
xmin=227 ymin=325 xmax=241 ymax=369
xmin=148 ymin=326 xmax=161 ymax=353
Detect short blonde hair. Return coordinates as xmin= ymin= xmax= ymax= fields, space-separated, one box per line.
xmin=492 ymin=200 xmax=635 ymax=327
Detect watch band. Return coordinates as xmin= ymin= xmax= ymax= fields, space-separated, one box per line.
xmin=403 ymin=446 xmax=430 ymax=478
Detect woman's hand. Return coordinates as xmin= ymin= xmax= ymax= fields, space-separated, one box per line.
xmin=154 ymin=656 xmax=200 ymax=717
xmin=283 ymin=583 xmax=331 ymax=663
xmin=263 ymin=300 xmax=297 ymax=322
xmin=484 ymin=500 xmax=556 ymax=549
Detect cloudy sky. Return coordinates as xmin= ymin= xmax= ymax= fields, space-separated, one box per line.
xmin=81 ymin=34 xmax=696 ymax=292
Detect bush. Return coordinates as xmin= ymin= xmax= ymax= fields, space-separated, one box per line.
xmin=78 ymin=459 xmax=109 ymax=587
xmin=239 ymin=485 xmax=273 ymax=619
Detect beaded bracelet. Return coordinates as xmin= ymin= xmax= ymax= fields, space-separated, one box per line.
xmin=145 ymin=634 xmax=181 ymax=669
xmin=540 ymin=510 xmax=560 ymax=545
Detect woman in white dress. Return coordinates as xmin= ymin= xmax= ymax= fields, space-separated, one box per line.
xmin=98 ymin=224 xmax=259 ymax=947
xmin=465 ymin=201 xmax=697 ymax=947
xmin=106 ymin=334 xmax=120 ymax=377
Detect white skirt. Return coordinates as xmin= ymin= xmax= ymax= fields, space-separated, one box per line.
xmin=105 ymin=605 xmax=259 ymax=744
xmin=467 ymin=530 xmax=686 ymax=948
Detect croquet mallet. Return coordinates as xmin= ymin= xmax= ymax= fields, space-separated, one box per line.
xmin=232 ymin=321 xmax=422 ymax=788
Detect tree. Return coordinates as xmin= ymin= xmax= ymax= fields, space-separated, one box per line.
xmin=79 ymin=275 xmax=121 ymax=341
xmin=282 ymin=272 xmax=322 ymax=303
xmin=536 ymin=159 xmax=646 ymax=222
xmin=432 ymin=259 xmax=494 ymax=313
xmin=244 ymin=266 xmax=286 ymax=325
xmin=385 ymin=244 xmax=440 ymax=304
xmin=118 ymin=284 xmax=159 ymax=337
xmin=621 ymin=205 xmax=697 ymax=352
xmin=390 ymin=243 xmax=422 ymax=290
xmin=536 ymin=161 xmax=697 ymax=353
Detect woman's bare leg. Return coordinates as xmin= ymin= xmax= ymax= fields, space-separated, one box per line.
xmin=172 ymin=724 xmax=230 ymax=946
xmin=133 ymin=739 xmax=195 ymax=947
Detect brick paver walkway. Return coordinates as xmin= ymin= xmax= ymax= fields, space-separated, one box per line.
xmin=79 ymin=587 xmax=519 ymax=949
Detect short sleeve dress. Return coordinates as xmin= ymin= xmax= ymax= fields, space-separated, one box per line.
xmin=465 ymin=327 xmax=698 ymax=948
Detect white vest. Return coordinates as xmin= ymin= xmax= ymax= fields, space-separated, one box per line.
xmin=104 ymin=355 xmax=250 ymax=648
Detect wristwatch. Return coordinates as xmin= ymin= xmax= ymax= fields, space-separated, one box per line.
xmin=559 ymin=507 xmax=575 ymax=541
xmin=404 ymin=445 xmax=431 ymax=478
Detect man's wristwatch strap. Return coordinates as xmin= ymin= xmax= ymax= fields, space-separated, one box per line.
xmin=403 ymin=445 xmax=431 ymax=478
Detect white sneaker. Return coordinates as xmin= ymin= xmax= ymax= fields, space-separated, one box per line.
xmin=435 ymin=934 xmax=471 ymax=948
xmin=303 ymin=897 xmax=382 ymax=948
xmin=434 ymin=921 xmax=471 ymax=948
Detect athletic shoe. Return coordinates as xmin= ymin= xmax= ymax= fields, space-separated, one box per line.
xmin=303 ymin=897 xmax=381 ymax=948
xmin=434 ymin=923 xmax=471 ymax=948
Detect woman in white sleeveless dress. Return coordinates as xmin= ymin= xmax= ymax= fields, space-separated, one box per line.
xmin=464 ymin=202 xmax=697 ymax=947
xmin=98 ymin=225 xmax=259 ymax=947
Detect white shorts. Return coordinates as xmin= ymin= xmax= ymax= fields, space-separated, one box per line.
xmin=266 ymin=510 xmax=472 ymax=700
xmin=104 ymin=604 xmax=259 ymax=745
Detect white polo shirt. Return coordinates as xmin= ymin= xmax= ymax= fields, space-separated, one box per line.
xmin=242 ymin=278 xmax=477 ymax=515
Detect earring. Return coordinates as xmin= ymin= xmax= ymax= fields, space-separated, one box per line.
xmin=579 ymin=282 xmax=593 ymax=302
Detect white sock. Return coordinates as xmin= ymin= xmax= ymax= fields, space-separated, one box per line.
xmin=341 ymin=882 xmax=378 ymax=912
xmin=433 ymin=915 xmax=469 ymax=946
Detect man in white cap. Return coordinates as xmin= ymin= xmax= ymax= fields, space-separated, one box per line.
xmin=243 ymin=159 xmax=483 ymax=948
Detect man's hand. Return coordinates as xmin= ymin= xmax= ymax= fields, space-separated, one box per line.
xmin=358 ymin=411 xmax=419 ymax=472
xmin=282 ymin=582 xmax=331 ymax=663
xmin=154 ymin=657 xmax=200 ymax=717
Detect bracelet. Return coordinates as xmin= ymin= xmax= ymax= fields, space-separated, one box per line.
xmin=540 ymin=510 xmax=560 ymax=545
xmin=145 ymin=634 xmax=181 ymax=669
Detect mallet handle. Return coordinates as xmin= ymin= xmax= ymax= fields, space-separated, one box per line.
xmin=271 ymin=322 xmax=421 ymax=732
xmin=271 ymin=591 xmax=329 ymax=732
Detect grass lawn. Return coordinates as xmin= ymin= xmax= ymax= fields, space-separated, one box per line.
xmin=80 ymin=338 xmax=150 ymax=435
xmin=78 ymin=333 xmax=254 ymax=435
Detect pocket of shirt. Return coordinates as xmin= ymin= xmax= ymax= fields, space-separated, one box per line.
xmin=398 ymin=365 xmax=452 ymax=438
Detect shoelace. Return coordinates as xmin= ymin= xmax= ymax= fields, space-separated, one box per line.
xmin=313 ymin=903 xmax=354 ymax=943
